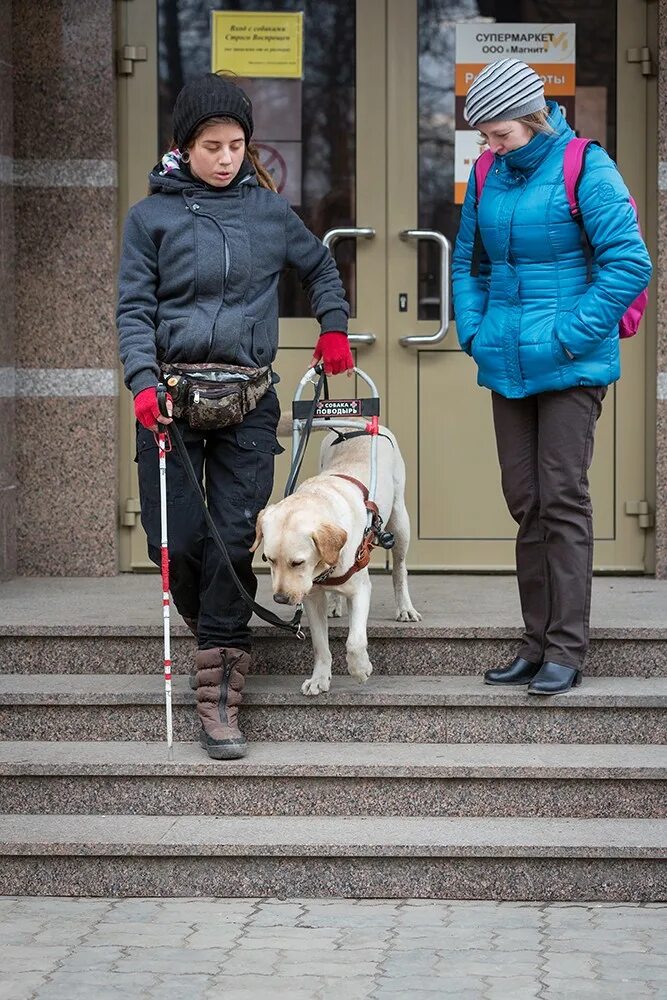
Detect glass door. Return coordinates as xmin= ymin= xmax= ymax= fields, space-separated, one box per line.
xmin=385 ymin=0 xmax=651 ymax=570
xmin=118 ymin=0 xmax=388 ymax=569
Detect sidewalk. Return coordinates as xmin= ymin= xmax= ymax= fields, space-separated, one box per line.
xmin=1 ymin=896 xmax=665 ymax=1000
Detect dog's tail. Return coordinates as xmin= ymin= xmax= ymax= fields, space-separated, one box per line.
xmin=277 ymin=412 xmax=337 ymax=438
xmin=277 ymin=412 xmax=293 ymax=437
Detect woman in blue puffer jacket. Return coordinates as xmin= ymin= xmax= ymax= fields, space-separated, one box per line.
xmin=452 ymin=60 xmax=652 ymax=695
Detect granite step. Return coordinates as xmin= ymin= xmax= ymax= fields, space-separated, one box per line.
xmin=0 ymin=814 xmax=664 ymax=901
xmin=0 ymin=674 xmax=665 ymax=744
xmin=3 ymin=577 xmax=666 ymax=678
xmin=1 ymin=628 xmax=666 ymax=678
xmin=1 ymin=741 xmax=665 ymax=818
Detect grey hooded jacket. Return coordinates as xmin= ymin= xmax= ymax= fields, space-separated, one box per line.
xmin=117 ymin=164 xmax=350 ymax=396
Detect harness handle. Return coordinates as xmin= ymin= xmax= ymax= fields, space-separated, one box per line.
xmin=284 ymin=367 xmax=329 ymax=498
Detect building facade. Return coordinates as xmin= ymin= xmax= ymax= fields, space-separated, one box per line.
xmin=0 ymin=0 xmax=665 ymax=579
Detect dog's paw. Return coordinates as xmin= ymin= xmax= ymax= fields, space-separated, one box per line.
xmin=327 ymin=593 xmax=344 ymax=618
xmin=347 ymin=657 xmax=373 ymax=684
xmin=301 ymin=675 xmax=331 ymax=696
xmin=396 ymin=606 xmax=422 ymax=622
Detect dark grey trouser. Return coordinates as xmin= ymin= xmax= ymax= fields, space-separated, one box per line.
xmin=492 ymin=386 xmax=607 ymax=670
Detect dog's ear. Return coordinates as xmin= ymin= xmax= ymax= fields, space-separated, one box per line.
xmin=313 ymin=523 xmax=348 ymax=566
xmin=250 ymin=508 xmax=266 ymax=553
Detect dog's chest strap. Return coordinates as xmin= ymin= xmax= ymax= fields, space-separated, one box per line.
xmin=313 ymin=474 xmax=382 ymax=587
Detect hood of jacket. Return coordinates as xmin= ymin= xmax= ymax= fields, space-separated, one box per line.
xmin=148 ymin=153 xmax=258 ymax=195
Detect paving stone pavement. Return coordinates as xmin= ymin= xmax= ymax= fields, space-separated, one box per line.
xmin=0 ymin=897 xmax=665 ymax=1000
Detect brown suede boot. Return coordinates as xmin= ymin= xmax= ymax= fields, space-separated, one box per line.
xmin=182 ymin=616 xmax=199 ymax=690
xmin=196 ymin=647 xmax=251 ymax=759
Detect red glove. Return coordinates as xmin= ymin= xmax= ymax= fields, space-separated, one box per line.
xmin=134 ymin=387 xmax=172 ymax=430
xmin=311 ymin=331 xmax=354 ymax=376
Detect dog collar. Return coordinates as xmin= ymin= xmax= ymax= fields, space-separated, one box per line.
xmin=313 ymin=565 xmax=336 ymax=585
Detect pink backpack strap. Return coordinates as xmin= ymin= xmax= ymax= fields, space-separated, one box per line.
xmin=563 ymin=137 xmax=594 ymax=218
xmin=473 ymin=149 xmax=494 ymax=206
xmin=564 ymin=137 xmax=600 ymax=284
xmin=470 ymin=149 xmax=494 ymax=277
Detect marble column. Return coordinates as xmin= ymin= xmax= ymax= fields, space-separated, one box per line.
xmin=12 ymin=0 xmax=118 ymax=574
xmin=0 ymin=0 xmax=16 ymax=579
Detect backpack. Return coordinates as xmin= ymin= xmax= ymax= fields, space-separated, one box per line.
xmin=470 ymin=137 xmax=649 ymax=338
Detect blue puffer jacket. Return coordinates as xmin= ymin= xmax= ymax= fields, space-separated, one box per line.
xmin=452 ymin=102 xmax=652 ymax=399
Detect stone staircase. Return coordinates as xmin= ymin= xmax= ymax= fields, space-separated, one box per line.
xmin=0 ymin=576 xmax=665 ymax=900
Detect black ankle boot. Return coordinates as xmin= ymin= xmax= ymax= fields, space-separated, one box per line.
xmin=484 ymin=656 xmax=542 ymax=686
xmin=527 ymin=661 xmax=582 ymax=695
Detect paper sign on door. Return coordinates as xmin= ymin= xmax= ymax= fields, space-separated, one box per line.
xmin=211 ymin=11 xmax=304 ymax=79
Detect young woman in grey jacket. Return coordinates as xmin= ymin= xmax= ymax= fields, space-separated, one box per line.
xmin=117 ymin=73 xmax=353 ymax=760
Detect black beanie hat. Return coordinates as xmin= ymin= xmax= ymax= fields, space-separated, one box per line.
xmin=173 ymin=74 xmax=254 ymax=148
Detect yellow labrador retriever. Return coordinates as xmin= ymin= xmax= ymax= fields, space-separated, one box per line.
xmin=251 ymin=427 xmax=421 ymax=695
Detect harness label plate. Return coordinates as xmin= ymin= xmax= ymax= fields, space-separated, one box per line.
xmin=315 ymin=399 xmax=362 ymax=417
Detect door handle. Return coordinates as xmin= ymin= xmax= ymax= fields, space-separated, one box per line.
xmin=323 ymin=227 xmax=376 ymax=345
xmin=398 ymin=229 xmax=452 ymax=346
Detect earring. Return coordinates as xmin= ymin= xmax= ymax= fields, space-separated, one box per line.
xmin=181 ymin=150 xmax=190 ymax=164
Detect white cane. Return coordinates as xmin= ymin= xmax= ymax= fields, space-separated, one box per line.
xmin=156 ymin=391 xmax=174 ymax=760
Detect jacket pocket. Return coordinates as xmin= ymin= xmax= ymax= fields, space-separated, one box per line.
xmin=552 ymin=330 xmax=573 ymax=365
xmin=468 ymin=320 xmax=482 ymax=361
xmin=551 ymin=311 xmax=577 ymax=364
xmin=251 ymin=320 xmax=273 ymax=365
xmin=469 ymin=314 xmax=490 ymax=362
xmin=155 ymin=317 xmax=198 ymax=360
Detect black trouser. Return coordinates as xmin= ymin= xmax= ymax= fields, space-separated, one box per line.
xmin=136 ymin=390 xmax=282 ymax=651
xmin=492 ymin=386 xmax=606 ymax=670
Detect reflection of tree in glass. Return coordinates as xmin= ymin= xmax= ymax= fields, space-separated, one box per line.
xmin=417 ymin=0 xmax=616 ymax=322
xmin=418 ymin=0 xmax=479 ymax=320
xmin=157 ymin=1 xmax=356 ymax=318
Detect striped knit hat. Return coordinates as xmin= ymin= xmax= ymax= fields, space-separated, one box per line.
xmin=464 ymin=59 xmax=546 ymax=128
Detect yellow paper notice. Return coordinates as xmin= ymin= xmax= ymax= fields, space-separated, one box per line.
xmin=211 ymin=11 xmax=303 ymax=79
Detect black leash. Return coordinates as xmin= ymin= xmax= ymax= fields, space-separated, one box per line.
xmin=283 ymin=368 xmax=329 ymax=498
xmin=330 ymin=429 xmax=395 ymax=448
xmin=155 ymin=386 xmax=305 ymax=638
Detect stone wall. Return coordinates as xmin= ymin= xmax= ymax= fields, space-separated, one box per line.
xmin=12 ymin=0 xmax=118 ymax=574
xmin=0 ymin=0 xmax=16 ymax=579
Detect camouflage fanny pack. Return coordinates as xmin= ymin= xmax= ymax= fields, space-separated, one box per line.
xmin=159 ymin=363 xmax=272 ymax=431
